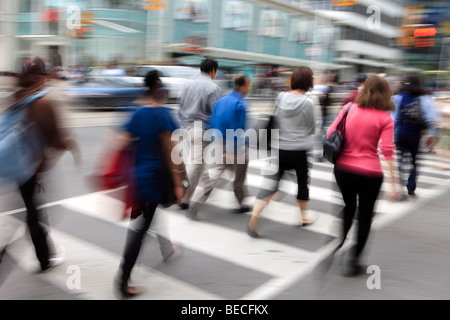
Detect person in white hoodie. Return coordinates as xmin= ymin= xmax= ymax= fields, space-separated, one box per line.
xmin=247 ymin=67 xmax=317 ymax=238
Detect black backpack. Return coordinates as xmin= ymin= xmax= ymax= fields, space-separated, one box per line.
xmin=400 ymin=96 xmax=429 ymax=130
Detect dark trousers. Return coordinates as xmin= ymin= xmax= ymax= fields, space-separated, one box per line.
xmin=257 ymin=149 xmax=310 ymax=201
xmin=19 ymin=175 xmax=51 ymax=270
xmin=395 ymin=133 xmax=421 ymax=193
xmin=119 ymin=203 xmax=157 ymax=286
xmin=334 ymin=169 xmax=383 ymax=265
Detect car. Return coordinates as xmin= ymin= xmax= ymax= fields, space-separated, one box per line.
xmin=134 ymin=65 xmax=200 ymax=101
xmin=65 ymin=72 xmax=146 ymax=109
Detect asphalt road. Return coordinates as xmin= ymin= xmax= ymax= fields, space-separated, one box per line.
xmin=1 ymin=77 xmax=450 ymax=306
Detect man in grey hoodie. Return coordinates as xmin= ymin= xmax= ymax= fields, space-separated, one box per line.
xmin=178 ymin=58 xmax=222 ymax=209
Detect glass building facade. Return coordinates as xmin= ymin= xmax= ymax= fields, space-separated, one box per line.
xmin=1 ymin=0 xmax=345 ymax=75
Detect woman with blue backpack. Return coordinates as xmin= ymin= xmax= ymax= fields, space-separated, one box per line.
xmin=0 ymin=58 xmax=81 ymax=273
xmin=393 ymin=74 xmax=440 ymax=199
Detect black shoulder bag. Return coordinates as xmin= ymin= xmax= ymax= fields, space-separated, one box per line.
xmin=322 ymin=102 xmax=353 ymax=164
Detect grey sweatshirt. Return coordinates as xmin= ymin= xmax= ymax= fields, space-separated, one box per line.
xmin=273 ymin=91 xmax=317 ymax=151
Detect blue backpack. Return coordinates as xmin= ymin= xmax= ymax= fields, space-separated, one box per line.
xmin=0 ymin=87 xmax=53 ymax=185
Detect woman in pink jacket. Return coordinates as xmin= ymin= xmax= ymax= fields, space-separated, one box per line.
xmin=327 ymin=75 xmax=401 ymax=276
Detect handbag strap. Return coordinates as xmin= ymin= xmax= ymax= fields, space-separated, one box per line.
xmin=337 ymin=102 xmax=353 ymax=133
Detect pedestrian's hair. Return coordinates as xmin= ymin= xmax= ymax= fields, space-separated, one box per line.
xmin=290 ymin=66 xmax=314 ymax=91
xmin=400 ymin=74 xmax=426 ymax=96
xmin=17 ymin=57 xmax=48 ymax=87
xmin=356 ymin=73 xmax=367 ymax=84
xmin=354 ymin=75 xmax=395 ymax=111
xmin=145 ymin=69 xmax=162 ymax=93
xmin=234 ymin=73 xmax=249 ymax=87
xmin=200 ymin=58 xmax=218 ymax=74
xmin=144 ymin=69 xmax=168 ymax=101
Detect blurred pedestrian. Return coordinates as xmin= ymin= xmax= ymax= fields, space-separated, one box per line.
xmin=114 ymin=70 xmax=187 ymax=298
xmin=187 ymin=74 xmax=252 ymax=221
xmin=177 ymin=58 xmax=222 ymax=210
xmin=342 ymin=73 xmax=367 ymax=106
xmin=393 ymin=74 xmax=440 ymax=198
xmin=314 ymin=70 xmax=337 ymax=134
xmin=248 ymin=67 xmax=317 ymax=238
xmin=328 ymin=75 xmax=401 ymax=276
xmin=1 ymin=57 xmax=81 ymax=273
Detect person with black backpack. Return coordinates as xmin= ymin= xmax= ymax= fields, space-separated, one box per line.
xmin=393 ymin=74 xmax=440 ymax=198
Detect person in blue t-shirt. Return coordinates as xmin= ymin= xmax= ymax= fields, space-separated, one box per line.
xmin=114 ymin=70 xmax=187 ymax=298
xmin=393 ymin=74 xmax=440 ymax=198
xmin=187 ymin=74 xmax=252 ymax=221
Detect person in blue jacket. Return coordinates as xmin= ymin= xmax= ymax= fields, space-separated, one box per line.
xmin=393 ymin=74 xmax=440 ymax=198
xmin=187 ymin=74 xmax=252 ymax=220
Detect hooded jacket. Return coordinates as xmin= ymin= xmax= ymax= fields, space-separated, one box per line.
xmin=273 ymin=91 xmax=317 ymax=151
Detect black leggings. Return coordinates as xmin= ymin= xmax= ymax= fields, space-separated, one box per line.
xmin=257 ymin=149 xmax=310 ymax=201
xmin=19 ymin=175 xmax=52 ymax=270
xmin=118 ymin=203 xmax=157 ymax=286
xmin=334 ymin=169 xmax=383 ymax=264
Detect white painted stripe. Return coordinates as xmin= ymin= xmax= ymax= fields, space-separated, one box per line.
xmin=5 ymin=215 xmax=221 ymax=300
xmin=203 ymin=184 xmax=339 ymax=236
xmin=161 ymin=209 xmax=317 ymax=278
xmin=51 ymin=191 xmax=323 ymax=278
xmin=243 ymin=173 xmax=439 ymax=212
xmin=0 ymin=188 xmax=126 ymax=218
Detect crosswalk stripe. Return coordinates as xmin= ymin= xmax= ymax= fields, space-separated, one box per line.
xmin=161 ymin=209 xmax=318 ymax=278
xmin=1 ymin=147 xmax=449 ymax=300
xmin=57 ymin=192 xmax=324 ymax=278
xmin=4 ymin=215 xmax=221 ymax=300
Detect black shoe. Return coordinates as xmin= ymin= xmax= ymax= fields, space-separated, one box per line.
xmin=247 ymin=225 xmax=263 ymax=238
xmin=178 ymin=203 xmax=189 ymax=210
xmin=343 ymin=264 xmax=367 ymax=277
xmin=233 ymin=205 xmax=252 ymax=214
xmin=407 ymin=188 xmax=416 ymax=197
xmin=40 ymin=256 xmax=64 ymax=273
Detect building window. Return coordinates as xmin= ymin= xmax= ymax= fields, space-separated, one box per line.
xmin=175 ymin=0 xmax=210 ymax=23
xmin=222 ymin=0 xmax=253 ymax=31
xmin=259 ymin=10 xmax=287 ymax=38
